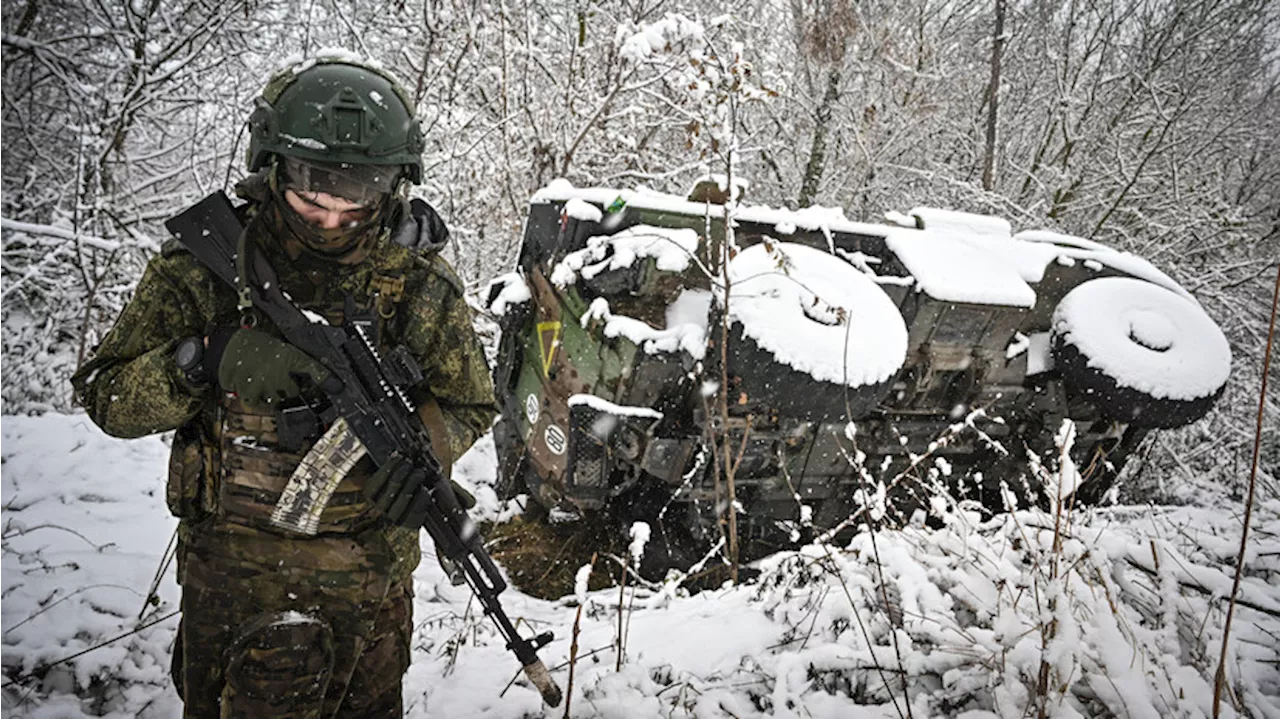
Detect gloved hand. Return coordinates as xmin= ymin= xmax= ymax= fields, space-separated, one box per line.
xmin=365 ymin=453 xmax=476 ymax=528
xmin=208 ymin=328 xmax=330 ymax=408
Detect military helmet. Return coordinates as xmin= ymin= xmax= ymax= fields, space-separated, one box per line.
xmin=247 ymin=58 xmax=424 ymax=184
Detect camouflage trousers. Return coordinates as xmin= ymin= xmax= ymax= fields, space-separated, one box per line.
xmin=172 ymin=521 xmax=413 ymax=718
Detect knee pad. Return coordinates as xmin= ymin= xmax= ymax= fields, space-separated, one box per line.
xmin=223 ymin=611 xmax=334 ymax=718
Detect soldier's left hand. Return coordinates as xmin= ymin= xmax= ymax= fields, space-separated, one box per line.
xmin=210 ymin=328 xmax=331 ymax=409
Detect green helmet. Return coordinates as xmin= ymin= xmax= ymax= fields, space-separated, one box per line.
xmin=247 ymin=58 xmax=424 ymax=184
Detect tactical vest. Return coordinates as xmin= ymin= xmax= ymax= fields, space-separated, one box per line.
xmin=167 ymin=253 xmax=417 ymax=537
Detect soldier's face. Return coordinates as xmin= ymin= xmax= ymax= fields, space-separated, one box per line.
xmin=284 ymin=189 xmax=375 ymax=230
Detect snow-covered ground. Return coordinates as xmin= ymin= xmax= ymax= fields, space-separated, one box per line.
xmin=3 ymin=413 xmax=1279 ymax=718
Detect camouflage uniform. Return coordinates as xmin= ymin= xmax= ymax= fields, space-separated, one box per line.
xmin=72 ymin=174 xmax=497 ymax=717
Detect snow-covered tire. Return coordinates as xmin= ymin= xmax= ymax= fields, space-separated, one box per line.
xmin=720 ymin=242 xmax=908 ymax=420
xmin=1051 ymin=277 xmax=1231 ymax=429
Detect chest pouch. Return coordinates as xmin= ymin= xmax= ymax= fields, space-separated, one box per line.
xmin=218 ymin=397 xmax=380 ymax=536
xmin=166 ymin=422 xmax=218 ymax=519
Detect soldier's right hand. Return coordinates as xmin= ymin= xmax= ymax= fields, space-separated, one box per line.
xmin=365 ymin=453 xmax=477 ymax=528
xmin=209 ymin=328 xmax=331 ymax=409
xmin=365 ymin=453 xmax=432 ymax=528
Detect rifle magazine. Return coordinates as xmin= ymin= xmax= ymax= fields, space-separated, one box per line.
xmin=271 ymin=418 xmax=367 ymax=535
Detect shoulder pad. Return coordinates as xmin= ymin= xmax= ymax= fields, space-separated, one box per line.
xmin=417 ymin=253 xmax=466 ymax=296
xmin=160 ymin=237 xmax=190 ymax=258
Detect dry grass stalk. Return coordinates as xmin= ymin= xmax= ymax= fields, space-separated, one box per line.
xmin=616 ymin=554 xmax=627 ymax=672
xmin=563 ymin=553 xmax=597 ymax=719
xmin=1213 ymin=263 xmax=1279 ymax=718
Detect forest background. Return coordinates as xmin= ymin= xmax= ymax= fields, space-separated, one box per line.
xmin=2 ymin=0 xmax=1277 ymax=500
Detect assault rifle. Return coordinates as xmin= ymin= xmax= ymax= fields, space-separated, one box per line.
xmin=165 ymin=192 xmax=562 ymax=707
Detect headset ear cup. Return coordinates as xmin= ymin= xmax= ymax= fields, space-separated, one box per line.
xmin=247 ymin=98 xmax=278 ymax=172
xmin=405 ymin=122 xmax=424 ymax=182
xmin=408 ymin=121 xmax=424 ymax=154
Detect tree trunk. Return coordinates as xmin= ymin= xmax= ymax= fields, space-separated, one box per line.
xmin=982 ymin=0 xmax=1006 ymax=192
xmin=798 ymin=66 xmax=841 ymax=208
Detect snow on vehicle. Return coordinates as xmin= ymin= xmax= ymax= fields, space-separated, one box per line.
xmin=485 ymin=179 xmax=1232 ymax=565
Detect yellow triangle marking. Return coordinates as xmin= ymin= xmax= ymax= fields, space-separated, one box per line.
xmin=536 ymin=321 xmax=562 ymax=377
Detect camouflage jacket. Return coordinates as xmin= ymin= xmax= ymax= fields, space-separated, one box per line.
xmin=71 ymin=185 xmax=498 ymax=585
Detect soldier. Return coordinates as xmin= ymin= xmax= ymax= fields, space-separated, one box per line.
xmin=71 ymin=57 xmax=496 ymax=717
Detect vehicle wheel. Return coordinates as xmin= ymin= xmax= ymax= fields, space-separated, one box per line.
xmin=1051 ymin=277 xmax=1231 ymax=429
xmin=719 ymin=242 xmax=908 ymax=420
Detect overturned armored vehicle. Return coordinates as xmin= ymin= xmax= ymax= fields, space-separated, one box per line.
xmin=486 ymin=180 xmax=1232 ymax=564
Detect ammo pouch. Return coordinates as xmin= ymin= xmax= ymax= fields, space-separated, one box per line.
xmin=218 ymin=398 xmax=378 ymax=535
xmin=166 ymin=423 xmax=214 ymax=519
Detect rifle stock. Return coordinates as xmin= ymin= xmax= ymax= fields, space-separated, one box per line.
xmin=165 ymin=192 xmax=562 ymax=707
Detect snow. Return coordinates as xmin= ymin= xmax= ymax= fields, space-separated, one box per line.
xmin=885 ymin=225 xmax=1037 ymax=307
xmin=685 ymin=173 xmax=749 ymax=202
xmin=3 ymin=413 xmax=1279 ymax=717
xmin=616 ymin=14 xmax=704 ymax=63
xmin=883 ymin=210 xmax=917 ymax=228
xmin=567 ymin=394 xmax=664 ymax=420
xmin=550 ymin=224 xmax=699 ymax=289
xmin=723 ymin=241 xmax=907 ymax=388
xmin=1015 ymin=228 xmax=1112 ymax=253
xmin=1008 ymin=230 xmax=1194 ymax=302
xmin=896 ymin=208 xmax=1198 ymax=306
xmin=580 ymin=297 xmax=707 ymax=360
xmin=532 ymin=180 xmax=891 ymax=241
xmin=0 ymin=217 xmax=124 ymax=252
xmin=545 ymin=219 xmax=709 ymax=361
xmin=664 ymin=288 xmax=712 ymax=332
xmin=277 ymin=47 xmax=387 ymax=77
xmin=1005 ymin=331 xmax=1030 ymax=359
xmin=788 ymin=205 xmax=849 ymax=253
xmin=484 ymin=272 xmax=531 ymax=317
xmin=909 ymin=207 xmax=1012 ymax=241
xmin=1052 ymin=277 xmax=1232 ymax=400
xmin=563 ymin=198 xmax=603 ymax=222
xmin=836 ymin=249 xmax=915 ymax=288
xmin=1 ymin=414 xmax=181 ymax=717
xmin=628 ymin=522 xmax=651 ymax=564
xmin=1025 ymin=331 xmax=1054 ymax=375
xmin=573 ymin=564 xmax=593 ymax=605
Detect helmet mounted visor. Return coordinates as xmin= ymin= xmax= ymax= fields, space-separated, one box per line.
xmin=281 ymin=156 xmax=397 ymax=207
